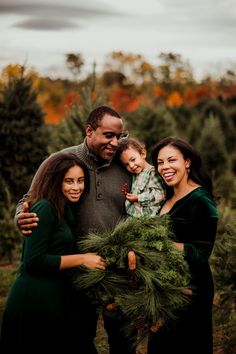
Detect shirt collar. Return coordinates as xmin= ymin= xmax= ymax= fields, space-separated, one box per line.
xmin=81 ymin=138 xmax=112 ymax=169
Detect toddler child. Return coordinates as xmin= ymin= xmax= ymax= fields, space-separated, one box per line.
xmin=117 ymin=137 xmax=165 ymax=217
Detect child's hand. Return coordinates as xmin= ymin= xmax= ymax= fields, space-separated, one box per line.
xmin=126 ymin=193 xmax=138 ymax=202
xmin=121 ymin=182 xmax=129 ymax=195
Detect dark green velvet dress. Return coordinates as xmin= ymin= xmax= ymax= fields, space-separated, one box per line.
xmin=0 ymin=199 xmax=77 ymax=353
xmin=148 ymin=187 xmax=218 ymax=354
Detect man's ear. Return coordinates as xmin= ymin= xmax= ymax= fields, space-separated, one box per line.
xmin=86 ymin=124 xmax=93 ymax=137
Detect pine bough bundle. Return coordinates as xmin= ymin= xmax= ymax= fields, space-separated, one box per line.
xmin=73 ymin=215 xmax=191 ymax=338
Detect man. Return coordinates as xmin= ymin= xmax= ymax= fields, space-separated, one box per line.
xmin=15 ymin=106 xmax=134 ymax=354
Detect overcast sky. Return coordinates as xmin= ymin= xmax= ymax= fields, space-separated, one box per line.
xmin=0 ymin=0 xmax=236 ymax=80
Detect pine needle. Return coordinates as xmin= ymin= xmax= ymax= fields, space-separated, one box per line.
xmin=72 ymin=215 xmax=191 ymax=342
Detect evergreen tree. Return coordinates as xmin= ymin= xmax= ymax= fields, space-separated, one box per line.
xmin=170 ymin=104 xmax=193 ymax=136
xmin=211 ymin=205 xmax=236 ymax=353
xmin=201 ymin=99 xmax=236 ymax=152
xmin=0 ymin=67 xmax=48 ymax=200
xmin=46 ymin=103 xmax=85 ymax=154
xmin=214 ymin=170 xmax=236 ymax=206
xmin=124 ymin=106 xmax=177 ymax=155
xmin=0 ymin=175 xmax=22 ymax=263
xmin=47 ymin=64 xmax=107 ymax=153
xmin=196 ymin=115 xmax=228 ymax=180
xmin=185 ymin=113 xmax=203 ymax=145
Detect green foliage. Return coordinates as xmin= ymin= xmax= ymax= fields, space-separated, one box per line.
xmin=196 ymin=115 xmax=228 ymax=179
xmin=0 ymin=266 xmax=18 ymax=329
xmin=0 ymin=267 xmax=18 ymax=297
xmin=0 ymin=67 xmax=48 ymax=199
xmin=200 ymin=99 xmax=236 ymax=152
xmin=124 ymin=105 xmax=177 ymax=154
xmin=230 ymin=151 xmax=236 ymax=175
xmin=183 ymin=113 xmax=203 ymax=145
xmin=73 ymin=216 xmax=191 ymax=343
xmin=0 ymin=177 xmax=22 ymax=263
xmin=211 ymin=204 xmax=236 ymax=353
xmin=227 ymin=104 xmax=236 ymax=132
xmin=170 ymin=104 xmax=193 ymax=137
xmin=214 ymin=170 xmax=236 ymax=206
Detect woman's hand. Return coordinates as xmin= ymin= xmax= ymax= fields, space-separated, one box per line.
xmin=81 ymin=253 xmax=106 ymax=270
xmin=173 ymin=241 xmax=184 ymax=252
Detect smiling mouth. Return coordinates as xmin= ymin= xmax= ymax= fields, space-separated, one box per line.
xmin=163 ymin=172 xmax=175 ymax=181
xmin=105 ymin=148 xmax=116 ymax=154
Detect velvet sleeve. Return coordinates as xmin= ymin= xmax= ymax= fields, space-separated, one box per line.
xmin=23 ymin=199 xmax=61 ymax=273
xmin=183 ymin=194 xmax=218 ymax=262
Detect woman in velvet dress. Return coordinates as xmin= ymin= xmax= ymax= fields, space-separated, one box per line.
xmin=148 ymin=137 xmax=218 ymax=354
xmin=0 ymin=153 xmax=106 ymax=353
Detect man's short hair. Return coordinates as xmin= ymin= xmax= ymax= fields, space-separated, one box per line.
xmin=86 ymin=106 xmax=121 ymax=129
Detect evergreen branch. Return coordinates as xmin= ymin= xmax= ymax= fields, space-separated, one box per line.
xmin=72 ymin=215 xmax=191 ymax=340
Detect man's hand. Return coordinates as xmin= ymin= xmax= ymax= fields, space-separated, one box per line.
xmin=128 ymin=250 xmax=136 ymax=270
xmin=150 ymin=318 xmax=165 ymax=333
xmin=181 ymin=288 xmax=193 ymax=296
xmin=17 ymin=202 xmax=39 ymax=235
xmin=106 ymin=303 xmax=119 ymax=311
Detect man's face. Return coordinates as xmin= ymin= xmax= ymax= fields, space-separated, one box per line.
xmin=86 ymin=114 xmax=124 ymax=161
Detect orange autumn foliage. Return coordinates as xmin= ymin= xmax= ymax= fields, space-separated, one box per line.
xmin=222 ymin=84 xmax=236 ymax=100
xmin=63 ymin=91 xmax=80 ymax=107
xmin=166 ymin=91 xmax=183 ymax=107
xmin=43 ymin=91 xmax=80 ymax=124
xmin=43 ymin=104 xmax=62 ymax=124
xmin=194 ymin=86 xmax=211 ymax=101
xmin=110 ymin=86 xmax=142 ymax=112
xmin=152 ymin=86 xmax=167 ymax=98
xmin=183 ymin=89 xmax=198 ymax=106
xmin=126 ymin=96 xmax=143 ymax=112
xmin=183 ymin=86 xmax=218 ymax=106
